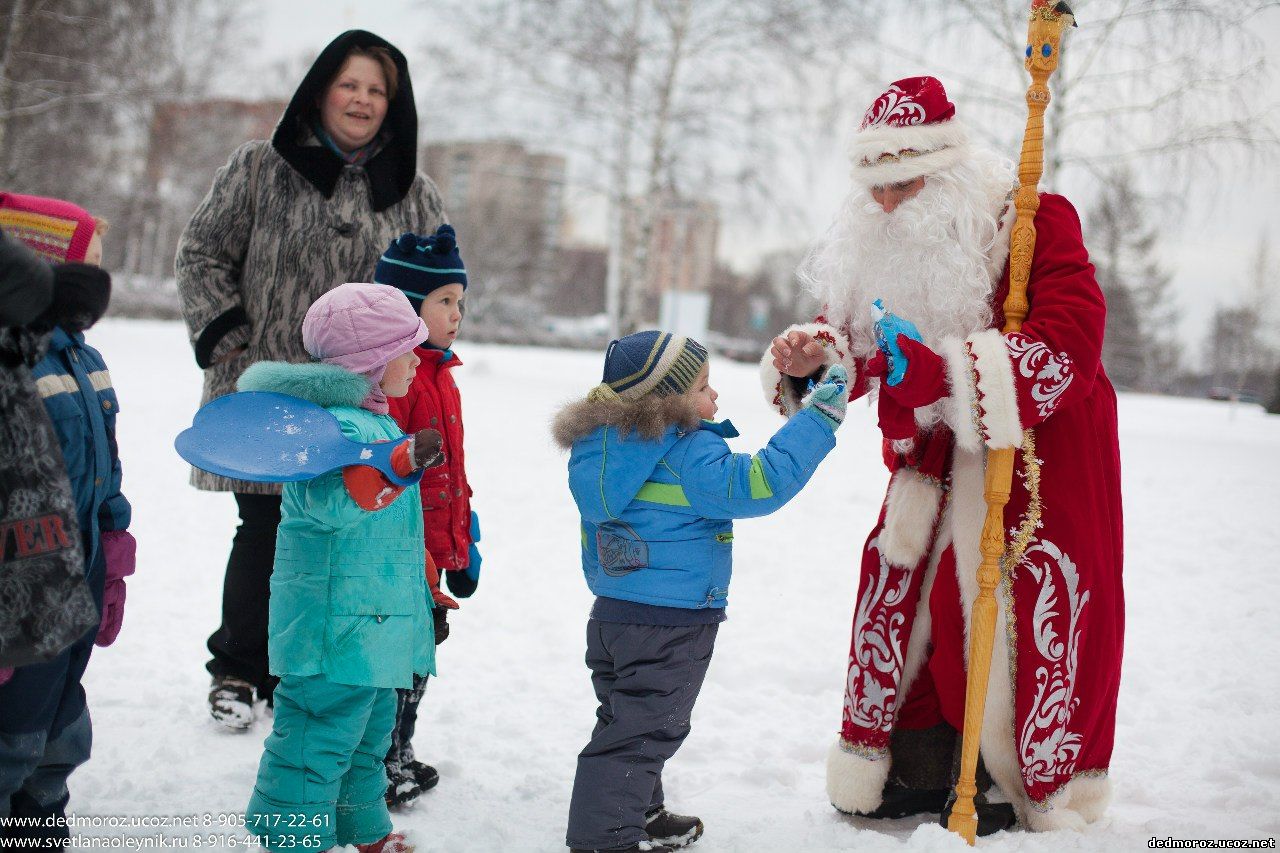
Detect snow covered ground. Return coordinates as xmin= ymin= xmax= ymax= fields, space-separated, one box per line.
xmin=73 ymin=319 xmax=1280 ymax=851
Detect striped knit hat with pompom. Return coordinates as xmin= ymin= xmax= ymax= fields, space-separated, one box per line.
xmin=374 ymin=224 xmax=467 ymax=312
xmin=586 ymin=330 xmax=708 ymax=403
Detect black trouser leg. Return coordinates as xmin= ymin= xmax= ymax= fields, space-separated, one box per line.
xmin=205 ymin=493 xmax=282 ymax=702
xmin=386 ymin=674 xmax=429 ymax=772
xmin=565 ymin=620 xmax=718 ymax=851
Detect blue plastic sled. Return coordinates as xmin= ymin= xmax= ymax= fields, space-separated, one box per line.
xmin=175 ymin=391 xmax=422 ymax=486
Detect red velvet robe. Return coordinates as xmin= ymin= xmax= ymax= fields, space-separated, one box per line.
xmin=760 ymin=194 xmax=1124 ymax=830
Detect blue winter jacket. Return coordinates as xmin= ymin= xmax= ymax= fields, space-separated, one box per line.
xmin=32 ymin=327 xmax=130 ymax=571
xmin=557 ymin=394 xmax=835 ymax=610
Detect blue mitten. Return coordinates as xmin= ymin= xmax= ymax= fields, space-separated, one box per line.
xmin=446 ymin=510 xmax=482 ymax=598
xmin=802 ymin=364 xmax=848 ymax=431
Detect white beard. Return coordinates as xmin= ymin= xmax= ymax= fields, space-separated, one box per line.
xmin=798 ymin=147 xmax=1016 ymax=431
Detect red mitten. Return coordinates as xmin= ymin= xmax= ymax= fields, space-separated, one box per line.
xmin=880 ymin=335 xmax=948 ymax=408
xmin=877 ymin=391 xmax=917 ymax=440
xmin=866 ymin=348 xmax=925 ymax=440
xmin=425 ymin=552 xmax=459 ymax=611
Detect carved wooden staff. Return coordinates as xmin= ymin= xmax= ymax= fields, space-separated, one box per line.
xmin=946 ymin=1 xmax=1075 ymax=845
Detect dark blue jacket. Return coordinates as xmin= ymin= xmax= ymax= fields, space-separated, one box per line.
xmin=562 ymin=398 xmax=834 ymax=611
xmin=31 ymin=327 xmax=129 ymax=570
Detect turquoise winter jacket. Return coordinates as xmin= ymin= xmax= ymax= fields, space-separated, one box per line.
xmin=237 ymin=361 xmax=435 ymax=689
xmin=553 ymin=393 xmax=835 ymax=610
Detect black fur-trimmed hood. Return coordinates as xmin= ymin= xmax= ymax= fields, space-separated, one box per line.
xmin=552 ymin=394 xmax=702 ymax=449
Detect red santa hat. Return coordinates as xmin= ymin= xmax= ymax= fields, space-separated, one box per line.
xmin=849 ymin=76 xmax=970 ymax=188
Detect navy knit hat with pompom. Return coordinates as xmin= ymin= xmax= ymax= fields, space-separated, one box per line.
xmin=374 ymin=224 xmax=467 ymax=312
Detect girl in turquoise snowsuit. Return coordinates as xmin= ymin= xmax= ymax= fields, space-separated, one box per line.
xmin=241 ymin=284 xmax=444 ymax=853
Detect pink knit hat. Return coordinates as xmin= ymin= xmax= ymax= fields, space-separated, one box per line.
xmin=0 ymin=192 xmax=96 ymax=262
xmin=302 ymin=283 xmax=428 ymax=375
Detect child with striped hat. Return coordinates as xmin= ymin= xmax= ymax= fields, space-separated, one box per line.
xmin=0 ymin=193 xmax=131 ymax=847
xmin=373 ymin=224 xmax=477 ymax=808
xmin=552 ymin=331 xmax=848 ymax=853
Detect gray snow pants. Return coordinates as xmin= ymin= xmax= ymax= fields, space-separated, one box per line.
xmin=565 ymin=619 xmax=718 ymax=851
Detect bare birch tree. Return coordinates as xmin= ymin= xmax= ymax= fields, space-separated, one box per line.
xmin=432 ymin=0 xmax=879 ymax=335
xmin=0 ymin=0 xmax=247 ymax=267
xmin=899 ymin=0 xmax=1278 ymax=191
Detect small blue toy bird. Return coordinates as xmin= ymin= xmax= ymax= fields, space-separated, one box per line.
xmin=871 ymin=299 xmax=924 ymax=386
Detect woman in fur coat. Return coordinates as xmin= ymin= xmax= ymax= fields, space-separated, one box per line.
xmin=175 ymin=29 xmax=447 ymax=729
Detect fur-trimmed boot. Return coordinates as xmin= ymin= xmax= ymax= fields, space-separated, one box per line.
xmin=937 ymin=735 xmax=1017 ymax=837
xmin=855 ymin=723 xmax=955 ymax=819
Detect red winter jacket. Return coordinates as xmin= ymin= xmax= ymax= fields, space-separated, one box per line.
xmin=388 ymin=347 xmax=473 ymax=572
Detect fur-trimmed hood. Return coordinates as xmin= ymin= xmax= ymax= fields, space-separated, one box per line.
xmin=236 ymin=360 xmax=371 ymax=408
xmin=552 ymin=394 xmax=702 ymax=449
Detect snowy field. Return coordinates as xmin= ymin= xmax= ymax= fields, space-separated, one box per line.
xmin=73 ymin=318 xmax=1280 ymax=852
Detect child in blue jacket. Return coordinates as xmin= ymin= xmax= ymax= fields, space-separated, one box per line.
xmin=552 ymin=331 xmax=847 ymax=853
xmin=0 ymin=195 xmax=127 ymax=849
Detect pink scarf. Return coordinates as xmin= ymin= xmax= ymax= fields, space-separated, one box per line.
xmin=358 ymin=365 xmax=389 ymax=415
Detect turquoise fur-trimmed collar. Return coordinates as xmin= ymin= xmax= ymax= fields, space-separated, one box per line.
xmin=235 ymin=361 xmax=372 ymax=408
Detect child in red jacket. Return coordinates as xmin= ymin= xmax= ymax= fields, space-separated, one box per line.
xmin=374 ymin=225 xmax=481 ymax=808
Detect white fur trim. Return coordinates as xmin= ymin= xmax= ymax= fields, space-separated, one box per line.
xmin=1024 ymin=774 xmax=1113 ymax=831
xmin=758 ymin=322 xmax=856 ymax=418
xmin=986 ymin=201 xmax=1018 ymax=283
xmin=940 ymin=335 xmax=982 ymax=454
xmin=891 ymin=525 xmax=948 ymax=726
xmin=1062 ymin=774 xmax=1112 ymax=824
xmin=879 ymin=470 xmax=943 ymax=569
xmin=826 ymin=739 xmax=891 ymax=815
xmin=851 ymin=145 xmax=971 ymax=189
xmin=947 ymin=449 xmax=1027 ymax=825
xmin=851 ymin=119 xmax=971 ymax=163
xmin=849 ymin=120 xmax=972 ymax=188
xmin=967 ymin=329 xmax=1022 ymax=450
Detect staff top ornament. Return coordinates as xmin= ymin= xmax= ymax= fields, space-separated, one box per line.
xmin=1027 ymin=1 xmax=1077 ymax=74
xmin=849 ymin=76 xmax=971 ymax=188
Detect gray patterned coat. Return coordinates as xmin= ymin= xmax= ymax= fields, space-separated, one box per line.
xmin=175 ymin=140 xmax=446 ymax=493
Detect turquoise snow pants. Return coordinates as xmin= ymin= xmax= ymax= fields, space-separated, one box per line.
xmin=245 ymin=674 xmax=396 ymax=850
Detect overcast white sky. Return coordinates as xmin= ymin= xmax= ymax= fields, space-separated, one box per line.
xmin=227 ymin=1 xmax=1280 ymax=351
